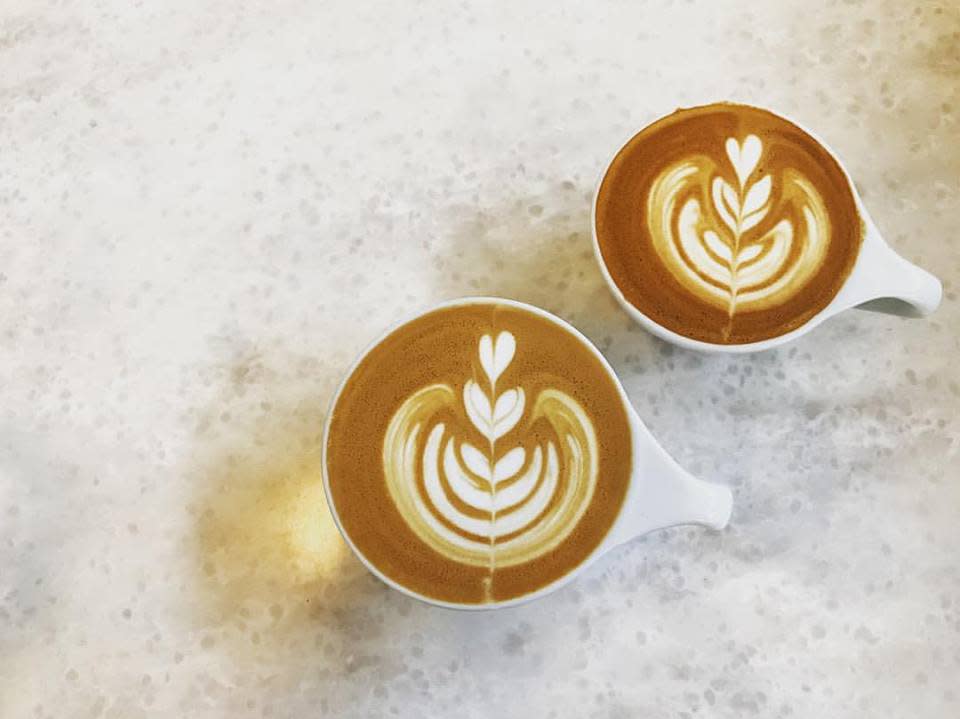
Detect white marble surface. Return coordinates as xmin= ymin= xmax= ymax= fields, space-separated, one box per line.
xmin=1 ymin=1 xmax=958 ymax=717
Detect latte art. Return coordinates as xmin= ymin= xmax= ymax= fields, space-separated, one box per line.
xmin=649 ymin=135 xmax=830 ymax=334
xmin=595 ymin=103 xmax=862 ymax=344
xmin=324 ymin=302 xmax=632 ymax=604
xmin=383 ymin=332 xmax=598 ymax=582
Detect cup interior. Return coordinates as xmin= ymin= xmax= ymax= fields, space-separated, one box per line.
xmin=591 ymin=101 xmax=870 ymax=353
xmin=321 ymin=296 xmax=641 ymax=610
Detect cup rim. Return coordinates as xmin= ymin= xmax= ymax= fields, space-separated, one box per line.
xmin=320 ymin=295 xmax=636 ymax=611
xmin=591 ymin=100 xmax=869 ymax=353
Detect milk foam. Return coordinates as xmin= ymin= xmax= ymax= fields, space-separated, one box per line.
xmin=647 ymin=134 xmax=830 ymax=329
xmin=381 ymin=331 xmax=599 ymax=570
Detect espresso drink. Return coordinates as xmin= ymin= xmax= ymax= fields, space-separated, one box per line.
xmin=595 ymin=103 xmax=862 ymax=344
xmin=325 ymin=302 xmax=632 ymax=604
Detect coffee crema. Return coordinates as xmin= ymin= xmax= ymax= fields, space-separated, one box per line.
xmin=595 ymin=103 xmax=863 ymax=344
xmin=324 ymin=302 xmax=632 ymax=604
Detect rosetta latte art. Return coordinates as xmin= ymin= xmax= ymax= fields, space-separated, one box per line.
xmin=382 ymin=331 xmax=598 ymax=590
xmin=647 ymin=134 xmax=831 ymax=332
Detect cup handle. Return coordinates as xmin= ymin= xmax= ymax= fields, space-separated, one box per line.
xmin=602 ymin=412 xmax=732 ymax=551
xmin=831 ymin=221 xmax=942 ymax=318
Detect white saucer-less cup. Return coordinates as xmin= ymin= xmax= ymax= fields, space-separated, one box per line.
xmin=322 ymin=297 xmax=732 ymax=610
xmin=592 ymin=104 xmax=943 ymax=354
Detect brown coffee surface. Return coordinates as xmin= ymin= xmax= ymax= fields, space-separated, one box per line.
xmin=325 ymin=302 xmax=632 ymax=604
xmin=595 ymin=103 xmax=863 ymax=344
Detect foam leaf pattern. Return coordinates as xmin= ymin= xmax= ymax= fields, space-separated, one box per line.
xmin=464 ymin=381 xmax=524 ymax=441
xmin=381 ymin=332 xmax=599 ymax=582
xmin=743 ymin=175 xmax=772 ymax=218
xmin=647 ymin=134 xmax=830 ymax=324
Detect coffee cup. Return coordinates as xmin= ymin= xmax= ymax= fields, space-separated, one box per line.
xmin=322 ymin=297 xmax=732 ymax=609
xmin=592 ymin=102 xmax=942 ymax=353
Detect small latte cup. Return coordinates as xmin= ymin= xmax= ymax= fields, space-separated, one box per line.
xmin=592 ymin=102 xmax=943 ymax=353
xmin=322 ymin=298 xmax=732 ymax=609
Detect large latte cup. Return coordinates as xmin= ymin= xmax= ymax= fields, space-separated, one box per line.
xmin=322 ymin=298 xmax=732 ymax=609
xmin=593 ymin=102 xmax=942 ymax=352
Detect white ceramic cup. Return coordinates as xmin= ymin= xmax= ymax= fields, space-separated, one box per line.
xmin=592 ymin=103 xmax=943 ymax=354
xmin=322 ymin=297 xmax=732 ymax=610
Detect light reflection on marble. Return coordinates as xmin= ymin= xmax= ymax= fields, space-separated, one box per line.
xmin=0 ymin=1 xmax=957 ymax=717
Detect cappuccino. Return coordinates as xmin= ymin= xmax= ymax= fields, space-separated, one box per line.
xmin=324 ymin=301 xmax=632 ymax=604
xmin=595 ymin=103 xmax=862 ymax=344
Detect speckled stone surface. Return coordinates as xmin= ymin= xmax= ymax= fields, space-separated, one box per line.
xmin=1 ymin=1 xmax=958 ymax=717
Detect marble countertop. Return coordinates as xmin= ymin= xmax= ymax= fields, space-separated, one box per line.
xmin=2 ymin=1 xmax=958 ymax=717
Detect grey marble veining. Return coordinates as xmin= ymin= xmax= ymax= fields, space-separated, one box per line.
xmin=1 ymin=1 xmax=958 ymax=717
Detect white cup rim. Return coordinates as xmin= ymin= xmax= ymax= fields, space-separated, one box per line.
xmin=320 ymin=296 xmax=637 ymax=611
xmin=590 ymin=100 xmax=873 ymax=353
